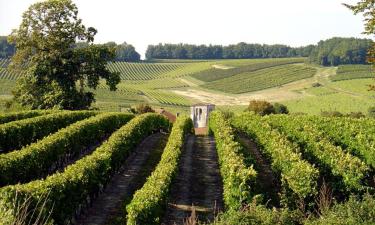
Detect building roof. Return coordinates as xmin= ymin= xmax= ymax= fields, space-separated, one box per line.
xmin=191 ymin=103 xmax=215 ymax=107
xmin=155 ymin=108 xmax=176 ymax=122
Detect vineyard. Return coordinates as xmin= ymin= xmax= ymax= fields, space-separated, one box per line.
xmin=0 ymin=58 xmax=374 ymax=114
xmin=191 ymin=58 xmax=305 ymax=82
xmin=0 ymin=110 xmax=373 ymax=225
xmin=330 ymin=64 xmax=374 ymax=81
xmin=203 ymin=64 xmax=317 ymax=94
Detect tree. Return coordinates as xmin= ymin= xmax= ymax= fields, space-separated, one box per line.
xmin=246 ymin=100 xmax=275 ymax=116
xmin=273 ymin=103 xmax=289 ymax=114
xmin=308 ymin=37 xmax=372 ymax=66
xmin=0 ymin=36 xmax=15 ymax=58
xmin=345 ymin=1 xmax=375 ymax=90
xmin=8 ymin=0 xmax=120 ymax=110
xmin=115 ymin=42 xmax=141 ymax=62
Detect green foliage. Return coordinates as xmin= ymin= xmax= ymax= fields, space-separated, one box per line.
xmin=8 ymin=0 xmax=120 ymax=110
xmin=306 ymin=193 xmax=375 ymax=225
xmin=209 ymin=111 xmax=257 ymax=209
xmin=320 ymin=111 xmax=344 ymax=117
xmin=107 ymin=62 xmax=185 ymax=80
xmin=192 ymin=58 xmax=304 ymax=82
xmin=368 ymin=106 xmax=375 ymax=118
xmin=132 ymin=103 xmax=155 ymax=114
xmin=203 ymin=64 xmax=316 ymax=94
xmin=346 ymin=111 xmax=366 ymax=118
xmin=0 ymin=110 xmax=55 ymax=124
xmin=0 ymin=111 xmax=96 ymax=153
xmin=232 ymin=113 xmax=319 ymax=199
xmin=0 ymin=113 xmax=169 ymax=224
xmin=146 ymin=43 xmax=314 ymax=60
xmin=142 ymin=89 xmax=191 ymax=106
xmin=246 ymin=100 xmax=275 ymax=116
xmin=105 ymin=42 xmax=140 ymax=62
xmin=0 ymin=112 xmax=133 ymax=186
xmin=265 ymin=115 xmax=369 ymax=191
xmin=126 ymin=116 xmax=193 ymax=225
xmin=0 ymin=37 xmax=15 ymax=58
xmin=302 ymin=115 xmax=375 ymax=169
xmin=331 ymin=65 xmax=374 ymax=81
xmin=214 ymin=202 xmax=299 ymax=225
xmin=273 ymin=103 xmax=289 ymax=114
xmin=308 ymin=37 xmax=372 ymax=66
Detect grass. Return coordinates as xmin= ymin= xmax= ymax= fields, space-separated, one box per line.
xmin=284 ymin=93 xmax=373 ymax=115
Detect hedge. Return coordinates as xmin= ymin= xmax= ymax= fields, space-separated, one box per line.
xmin=209 ymin=111 xmax=257 ymax=210
xmin=0 ymin=110 xmax=97 ymax=153
xmin=126 ymin=116 xmax=193 ymax=225
xmin=0 ymin=113 xmax=170 ymax=225
xmin=0 ymin=110 xmax=56 ymax=125
xmin=0 ymin=112 xmax=133 ymax=186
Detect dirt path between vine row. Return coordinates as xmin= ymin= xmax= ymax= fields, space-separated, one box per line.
xmin=75 ymin=133 xmax=167 ymax=225
xmin=162 ymin=135 xmax=224 ymax=225
xmin=238 ymin=133 xmax=281 ymax=207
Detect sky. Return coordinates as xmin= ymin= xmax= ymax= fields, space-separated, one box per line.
xmin=0 ymin=0 xmax=371 ymax=58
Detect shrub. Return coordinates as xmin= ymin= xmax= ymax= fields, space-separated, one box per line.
xmin=219 ymin=109 xmax=235 ymax=120
xmin=273 ymin=103 xmax=289 ymax=114
xmin=306 ymin=193 xmax=375 ymax=225
xmin=346 ymin=112 xmax=365 ymax=119
xmin=320 ymin=111 xmax=343 ymax=117
xmin=0 ymin=110 xmax=56 ymax=125
xmin=215 ymin=202 xmax=300 ymax=225
xmin=0 ymin=112 xmax=132 ymax=186
xmin=368 ymin=106 xmax=375 ymax=118
xmin=210 ymin=111 xmax=257 ymax=210
xmin=0 ymin=113 xmax=170 ymax=224
xmin=246 ymin=100 xmax=275 ymax=116
xmin=0 ymin=111 xmax=97 ymax=153
xmin=312 ymin=82 xmax=322 ymax=87
xmin=126 ymin=116 xmax=193 ymax=225
xmin=132 ymin=103 xmax=155 ymax=114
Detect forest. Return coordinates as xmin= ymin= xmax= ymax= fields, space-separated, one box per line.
xmin=308 ymin=37 xmax=373 ymax=66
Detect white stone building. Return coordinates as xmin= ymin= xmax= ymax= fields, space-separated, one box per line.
xmin=190 ymin=103 xmax=215 ymax=128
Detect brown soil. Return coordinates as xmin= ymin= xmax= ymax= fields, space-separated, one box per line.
xmin=162 ymin=135 xmax=224 ymax=225
xmin=74 ymin=133 xmax=167 ymax=225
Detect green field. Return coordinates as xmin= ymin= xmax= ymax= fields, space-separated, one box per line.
xmin=202 ymin=64 xmax=317 ymax=94
xmin=191 ymin=58 xmax=305 ymax=82
xmin=0 ymin=58 xmax=374 ymax=115
xmin=0 ymin=111 xmax=374 ymax=224
xmin=331 ymin=64 xmax=374 ymax=81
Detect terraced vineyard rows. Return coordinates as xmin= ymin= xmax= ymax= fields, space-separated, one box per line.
xmin=331 ymin=64 xmax=374 ymax=81
xmin=0 ymin=110 xmax=374 ymax=224
xmin=192 ymin=58 xmax=305 ymax=82
xmin=107 ymin=62 xmax=185 ymax=80
xmin=143 ymin=89 xmax=191 ymax=106
xmin=203 ymin=64 xmax=317 ymax=94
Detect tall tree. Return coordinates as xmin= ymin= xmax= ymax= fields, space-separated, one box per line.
xmin=0 ymin=36 xmax=15 ymax=58
xmin=345 ymin=1 xmax=375 ymax=90
xmin=8 ymin=0 xmax=120 ymax=110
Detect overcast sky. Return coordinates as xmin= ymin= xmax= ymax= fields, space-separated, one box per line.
xmin=0 ymin=0 xmax=371 ymax=58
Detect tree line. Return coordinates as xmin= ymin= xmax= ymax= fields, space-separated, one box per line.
xmin=0 ymin=36 xmax=15 ymax=58
xmin=308 ymin=37 xmax=373 ymax=66
xmin=1 ymin=35 xmax=373 ymax=66
xmin=0 ymin=36 xmax=140 ymax=62
xmin=145 ymin=43 xmax=316 ymax=60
